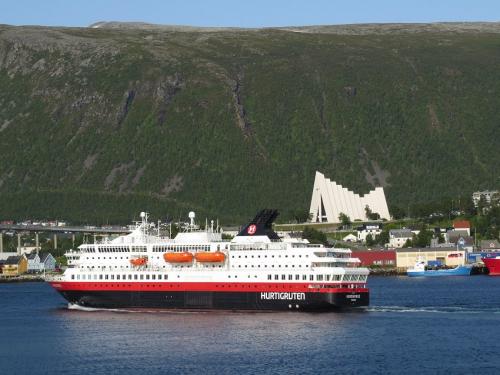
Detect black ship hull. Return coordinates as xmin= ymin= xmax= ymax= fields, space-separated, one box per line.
xmin=57 ymin=290 xmax=369 ymax=311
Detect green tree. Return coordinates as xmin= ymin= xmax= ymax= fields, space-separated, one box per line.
xmin=338 ymin=213 xmax=351 ymax=228
xmin=403 ymin=238 xmax=413 ymax=248
xmin=366 ymin=233 xmax=375 ymax=246
xmin=375 ymin=230 xmax=389 ymax=246
xmin=302 ymin=227 xmax=327 ymax=245
xmin=365 ymin=205 xmax=381 ymax=220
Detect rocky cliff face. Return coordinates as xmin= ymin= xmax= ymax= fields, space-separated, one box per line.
xmin=0 ymin=23 xmax=499 ymax=223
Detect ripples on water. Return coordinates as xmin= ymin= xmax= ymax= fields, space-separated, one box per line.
xmin=2 ymin=277 xmax=500 ymax=374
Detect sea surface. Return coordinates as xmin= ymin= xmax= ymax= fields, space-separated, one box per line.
xmin=1 ymin=277 xmax=500 ymax=374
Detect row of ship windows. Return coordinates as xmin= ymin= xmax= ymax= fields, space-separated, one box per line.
xmin=79 ymin=262 xmax=307 ymax=269
xmin=266 ymin=274 xmax=367 ymax=282
xmin=72 ymin=273 xmax=168 ymax=281
xmin=70 ymin=273 xmax=366 ymax=282
xmin=79 ymin=265 xmax=224 ymax=269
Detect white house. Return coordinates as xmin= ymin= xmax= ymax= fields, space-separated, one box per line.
xmin=26 ymin=252 xmax=56 ymax=272
xmin=357 ymin=224 xmax=383 ymax=243
xmin=40 ymin=253 xmax=56 ymax=271
xmin=342 ymin=234 xmax=357 ymax=242
xmin=27 ymin=252 xmax=42 ymax=272
xmin=389 ymin=229 xmax=413 ymax=248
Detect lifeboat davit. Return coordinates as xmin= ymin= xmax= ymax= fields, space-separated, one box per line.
xmin=195 ymin=251 xmax=226 ymax=263
xmin=130 ymin=257 xmax=147 ymax=266
xmin=163 ymin=252 xmax=194 ymax=263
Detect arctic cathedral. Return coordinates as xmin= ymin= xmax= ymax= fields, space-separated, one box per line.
xmin=309 ymin=171 xmax=390 ymax=223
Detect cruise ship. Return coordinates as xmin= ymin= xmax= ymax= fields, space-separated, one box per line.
xmin=48 ymin=210 xmax=369 ymax=311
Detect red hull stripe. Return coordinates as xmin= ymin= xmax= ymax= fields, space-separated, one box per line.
xmin=49 ymin=281 xmax=368 ymax=294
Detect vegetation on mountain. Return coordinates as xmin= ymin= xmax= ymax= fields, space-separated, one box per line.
xmin=0 ymin=23 xmax=499 ymax=224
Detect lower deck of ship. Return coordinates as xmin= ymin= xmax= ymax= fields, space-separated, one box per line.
xmin=56 ymin=290 xmax=369 ymax=311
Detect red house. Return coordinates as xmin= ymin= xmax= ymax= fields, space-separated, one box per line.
xmin=351 ymin=250 xmax=396 ymax=267
xmin=453 ymin=220 xmax=471 ymax=236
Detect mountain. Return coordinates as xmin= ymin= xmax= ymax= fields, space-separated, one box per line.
xmin=0 ymin=22 xmax=499 ymax=224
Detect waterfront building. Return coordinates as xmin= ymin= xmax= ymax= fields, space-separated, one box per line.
xmin=27 ymin=252 xmax=41 ymax=272
xmin=480 ymin=240 xmax=500 ymax=252
xmin=2 ymin=255 xmax=28 ymax=276
xmin=309 ymin=171 xmax=390 ymax=223
xmin=388 ymin=229 xmax=413 ymax=248
xmin=352 ymin=250 xmax=396 ymax=267
xmin=40 ymin=253 xmax=56 ymax=272
xmin=395 ymin=247 xmax=465 ymax=272
xmin=0 ymin=259 xmax=5 ymax=274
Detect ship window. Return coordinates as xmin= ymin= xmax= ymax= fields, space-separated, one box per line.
xmin=146 ymin=275 xmax=150 ymax=280
xmin=152 ymin=275 xmax=156 ymax=280
xmin=99 ymin=274 xmax=103 ymax=280
xmin=316 ymin=275 xmax=323 ymax=281
xmin=302 ymin=275 xmax=307 ymax=280
xmin=288 ymin=275 xmax=293 ymax=280
xmin=309 ymin=275 xmax=314 ymax=281
xmin=281 ymin=274 xmax=286 ymax=280
xmin=134 ymin=274 xmax=138 ymax=280
xmin=105 ymin=275 xmax=109 ymax=280
xmin=77 ymin=275 xmax=80 ymax=280
xmin=326 ymin=275 xmax=330 ymax=281
xmin=111 ymin=275 xmax=115 ymax=280
xmin=117 ymin=275 xmax=120 ymax=280
xmin=71 ymin=275 xmax=75 ymax=280
xmin=268 ymin=275 xmax=272 ymax=280
xmin=274 ymin=275 xmax=279 ymax=280
xmin=295 ymin=275 xmax=300 ymax=280
xmin=140 ymin=275 xmax=144 ymax=280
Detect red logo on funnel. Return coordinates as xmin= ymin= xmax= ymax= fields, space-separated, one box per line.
xmin=247 ymin=224 xmax=257 ymax=235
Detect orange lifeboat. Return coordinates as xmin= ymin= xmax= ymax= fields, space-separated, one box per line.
xmin=163 ymin=252 xmax=194 ymax=263
xmin=130 ymin=257 xmax=147 ymax=266
xmin=195 ymin=251 xmax=226 ymax=263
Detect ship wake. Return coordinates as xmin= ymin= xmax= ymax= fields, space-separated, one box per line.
xmin=367 ymin=305 xmax=500 ymax=314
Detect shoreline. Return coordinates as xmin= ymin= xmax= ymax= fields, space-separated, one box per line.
xmin=0 ymin=275 xmax=45 ymax=283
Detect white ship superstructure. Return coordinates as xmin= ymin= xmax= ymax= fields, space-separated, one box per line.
xmin=49 ymin=210 xmax=369 ymax=310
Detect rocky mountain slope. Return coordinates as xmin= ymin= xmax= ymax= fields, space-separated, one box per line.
xmin=0 ymin=22 xmax=499 ymax=223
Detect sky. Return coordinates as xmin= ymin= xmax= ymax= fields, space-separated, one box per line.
xmin=0 ymin=0 xmax=499 ymax=28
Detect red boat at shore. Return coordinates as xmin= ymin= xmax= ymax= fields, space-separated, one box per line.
xmin=482 ymin=257 xmax=500 ymax=276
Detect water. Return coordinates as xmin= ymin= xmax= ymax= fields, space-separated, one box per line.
xmin=2 ymin=277 xmax=500 ymax=374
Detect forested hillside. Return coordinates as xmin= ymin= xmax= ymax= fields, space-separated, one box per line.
xmin=0 ymin=22 xmax=499 ymax=223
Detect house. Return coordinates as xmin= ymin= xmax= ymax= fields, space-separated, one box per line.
xmin=389 ymin=229 xmax=413 ymax=248
xmin=357 ymin=224 xmax=382 ymax=243
xmin=27 ymin=252 xmax=42 ymax=272
xmin=480 ymin=240 xmax=500 ymax=252
xmin=446 ymin=232 xmax=474 ymax=252
xmin=352 ymin=250 xmax=396 ymax=267
xmin=453 ymin=220 xmax=471 ymax=236
xmin=472 ymin=190 xmax=498 ymax=207
xmin=343 ymin=233 xmax=357 ymax=242
xmin=0 ymin=259 xmax=5 ymax=274
xmin=2 ymin=255 xmax=28 ymax=276
xmin=396 ymin=247 xmax=465 ymax=272
xmin=39 ymin=253 xmax=56 ymax=271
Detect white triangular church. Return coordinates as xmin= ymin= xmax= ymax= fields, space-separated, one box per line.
xmin=309 ymin=171 xmax=390 ymax=223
